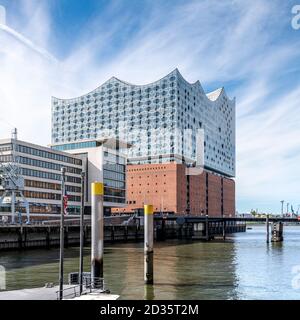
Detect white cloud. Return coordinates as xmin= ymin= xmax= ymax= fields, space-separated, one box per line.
xmin=0 ymin=0 xmax=299 ymax=213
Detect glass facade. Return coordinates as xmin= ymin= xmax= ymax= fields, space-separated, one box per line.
xmin=24 ymin=179 xmax=81 ymax=193
xmin=0 ymin=139 xmax=83 ymax=215
xmin=17 ymin=144 xmax=82 ymax=166
xmin=20 ymin=167 xmax=81 ymax=183
xmin=52 ymin=141 xmax=98 ymax=151
xmin=0 ymin=144 xmax=12 ymax=153
xmin=19 ymin=156 xmax=81 ymax=174
xmin=51 ymin=69 xmax=235 ymax=177
xmin=103 ymin=151 xmax=126 ymax=204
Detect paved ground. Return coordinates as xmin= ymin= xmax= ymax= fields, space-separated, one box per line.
xmin=0 ymin=285 xmax=119 ymax=300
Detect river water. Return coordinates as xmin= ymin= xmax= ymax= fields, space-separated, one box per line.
xmin=0 ymin=225 xmax=300 ymax=299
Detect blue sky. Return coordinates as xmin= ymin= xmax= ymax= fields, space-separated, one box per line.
xmin=0 ymin=0 xmax=300 ymax=214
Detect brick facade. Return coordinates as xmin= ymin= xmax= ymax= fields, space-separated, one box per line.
xmin=112 ymin=163 xmax=235 ymax=216
xmin=223 ymin=177 xmax=235 ymax=216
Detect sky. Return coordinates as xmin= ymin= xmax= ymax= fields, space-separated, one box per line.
xmin=0 ymin=0 xmax=299 ymax=214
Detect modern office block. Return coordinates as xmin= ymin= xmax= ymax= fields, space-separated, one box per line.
xmin=52 ymin=138 xmax=129 ymax=214
xmin=0 ymin=137 xmax=129 ymax=217
xmin=0 ymin=138 xmax=82 ymax=215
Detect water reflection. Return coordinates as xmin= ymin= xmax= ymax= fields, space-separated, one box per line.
xmin=144 ymin=285 xmax=155 ymax=300
xmin=0 ymin=226 xmax=300 ymax=299
xmin=233 ymin=226 xmax=300 ymax=299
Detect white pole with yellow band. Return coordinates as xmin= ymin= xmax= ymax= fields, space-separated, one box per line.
xmin=144 ymin=204 xmax=154 ymax=284
xmin=91 ymin=181 xmax=104 ymax=287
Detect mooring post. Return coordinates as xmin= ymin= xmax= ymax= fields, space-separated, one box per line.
xmin=144 ymin=204 xmax=154 ymax=284
xmin=144 ymin=283 xmax=155 ymax=300
xmin=79 ymin=171 xmax=85 ymax=295
xmin=222 ymin=219 xmax=226 ymax=241
xmin=18 ymin=226 xmax=23 ymax=249
xmin=11 ymin=191 xmax=15 ymax=224
xmin=46 ymin=227 xmax=50 ymax=249
xmin=124 ymin=225 xmax=128 ymax=242
xmin=64 ymin=227 xmax=69 ymax=248
xmin=161 ymin=218 xmax=166 ymax=241
xmin=111 ymin=225 xmax=115 ymax=242
xmin=271 ymin=221 xmax=284 ymax=242
xmin=266 ymin=214 xmax=269 ymax=243
xmin=135 ymin=224 xmax=138 ymax=242
xmin=91 ymin=181 xmax=104 ymax=288
xmin=205 ymin=214 xmax=209 ymax=241
xmin=59 ymin=167 xmax=66 ymax=300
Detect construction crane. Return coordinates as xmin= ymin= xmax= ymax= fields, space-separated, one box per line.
xmin=0 ymin=129 xmax=30 ymax=224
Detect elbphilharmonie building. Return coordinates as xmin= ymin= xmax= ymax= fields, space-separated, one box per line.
xmin=51 ymin=69 xmax=235 ymax=178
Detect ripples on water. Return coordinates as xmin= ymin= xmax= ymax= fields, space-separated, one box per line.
xmin=0 ymin=225 xmax=300 ymax=299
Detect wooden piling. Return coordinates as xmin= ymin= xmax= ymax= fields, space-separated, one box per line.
xmin=205 ymin=214 xmax=209 ymax=241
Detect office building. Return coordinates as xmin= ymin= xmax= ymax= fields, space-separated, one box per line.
xmin=0 ymin=137 xmax=128 ymax=217
xmin=0 ymin=138 xmax=82 ymax=215
xmin=51 ymin=137 xmax=129 ymax=214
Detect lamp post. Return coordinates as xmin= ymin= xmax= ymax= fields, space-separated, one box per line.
xmin=79 ymin=171 xmax=85 ymax=295
xmin=59 ymin=167 xmax=66 ymax=300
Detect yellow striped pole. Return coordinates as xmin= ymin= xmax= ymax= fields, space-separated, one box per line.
xmin=144 ymin=204 xmax=154 ymax=284
xmin=91 ymin=182 xmax=104 ymax=288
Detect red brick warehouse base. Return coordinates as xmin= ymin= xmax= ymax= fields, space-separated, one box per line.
xmin=112 ymin=163 xmax=235 ymax=216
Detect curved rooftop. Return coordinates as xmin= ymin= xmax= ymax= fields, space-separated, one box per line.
xmin=52 ymin=68 xmax=234 ymax=104
xmin=206 ymin=87 xmax=224 ymax=101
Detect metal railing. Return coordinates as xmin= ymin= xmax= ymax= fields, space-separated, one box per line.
xmin=56 ymin=275 xmax=107 ymax=300
xmin=56 ymin=285 xmax=80 ymax=300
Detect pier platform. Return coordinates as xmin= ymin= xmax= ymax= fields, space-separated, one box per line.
xmin=0 ymin=220 xmax=246 ymax=251
xmin=0 ymin=285 xmax=119 ymax=300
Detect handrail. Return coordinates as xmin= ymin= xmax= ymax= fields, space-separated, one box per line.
xmin=56 ymin=277 xmax=106 ymax=300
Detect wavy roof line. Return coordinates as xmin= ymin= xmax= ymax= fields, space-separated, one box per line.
xmin=110 ymin=68 xmax=178 ymax=88
xmin=206 ymin=87 xmax=224 ymax=101
xmin=52 ymin=68 xmax=234 ymax=103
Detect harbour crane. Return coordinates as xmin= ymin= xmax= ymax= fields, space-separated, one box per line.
xmin=0 ymin=129 xmax=30 ymax=224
